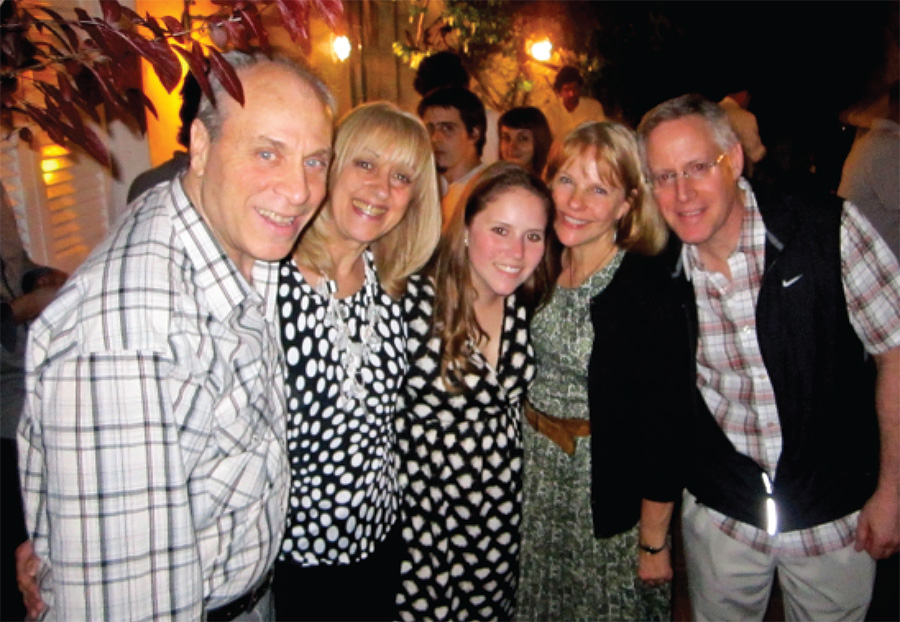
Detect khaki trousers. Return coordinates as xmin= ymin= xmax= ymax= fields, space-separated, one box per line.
xmin=681 ymin=491 xmax=876 ymax=621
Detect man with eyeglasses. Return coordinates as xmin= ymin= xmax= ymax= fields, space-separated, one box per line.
xmin=637 ymin=94 xmax=899 ymax=621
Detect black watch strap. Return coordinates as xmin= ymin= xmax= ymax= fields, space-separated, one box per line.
xmin=638 ymin=542 xmax=668 ymax=555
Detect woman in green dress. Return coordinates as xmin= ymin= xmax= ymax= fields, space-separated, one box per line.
xmin=518 ymin=121 xmax=693 ymax=621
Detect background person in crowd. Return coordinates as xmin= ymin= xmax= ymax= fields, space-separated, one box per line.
xmin=395 ymin=162 xmax=558 ymax=621
xmin=498 ymin=106 xmax=553 ymax=176
xmin=418 ymin=86 xmax=487 ymax=228
xmin=1 ymin=186 xmax=67 ymax=622
xmin=719 ymin=87 xmax=767 ymax=178
xmin=16 ymin=51 xmax=335 ymax=621
xmin=543 ymin=65 xmax=606 ymax=154
xmin=274 ymin=101 xmax=441 ymax=622
xmin=126 ymin=72 xmax=202 ymax=203
xmin=518 ymin=122 xmax=690 ymax=622
xmin=638 ymin=93 xmax=900 ymax=621
xmin=838 ymin=81 xmax=899 ymax=259
xmin=413 ymin=51 xmax=499 ymax=165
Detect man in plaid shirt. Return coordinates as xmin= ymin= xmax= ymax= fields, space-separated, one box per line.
xmin=17 ymin=51 xmax=334 ymax=621
xmin=638 ymin=94 xmax=899 ymax=621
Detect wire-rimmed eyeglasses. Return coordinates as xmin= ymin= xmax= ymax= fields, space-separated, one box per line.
xmin=648 ymin=152 xmax=727 ymax=189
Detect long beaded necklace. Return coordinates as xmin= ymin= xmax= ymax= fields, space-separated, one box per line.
xmin=313 ymin=250 xmax=384 ymax=406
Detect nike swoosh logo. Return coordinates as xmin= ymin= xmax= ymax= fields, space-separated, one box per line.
xmin=782 ymin=275 xmax=803 ymax=288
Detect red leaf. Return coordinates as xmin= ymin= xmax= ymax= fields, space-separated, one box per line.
xmin=84 ymin=64 xmax=131 ymax=122
xmin=237 ymin=8 xmax=269 ymax=53
xmin=127 ymin=87 xmax=157 ymax=123
xmin=148 ymin=40 xmax=183 ymax=93
xmin=123 ymin=88 xmax=150 ymax=132
xmin=119 ymin=5 xmax=144 ymax=24
xmin=161 ymin=16 xmax=188 ymax=45
xmin=208 ymin=47 xmax=244 ymax=107
xmin=99 ymin=0 xmax=122 ymax=24
xmin=208 ymin=19 xmax=229 ymax=50
xmin=18 ymin=127 xmax=33 ymax=145
xmin=56 ymin=71 xmax=74 ymax=102
xmin=69 ymin=70 xmax=103 ymax=124
xmin=275 ymin=0 xmax=310 ymax=47
xmin=313 ymin=0 xmax=344 ymax=31
xmin=116 ymin=30 xmax=181 ymax=92
xmin=34 ymin=81 xmax=63 ymax=107
xmin=70 ymin=69 xmax=103 ymax=123
xmin=1 ymin=82 xmax=18 ymax=108
xmin=75 ymin=10 xmax=131 ymax=59
xmin=58 ymin=98 xmax=88 ymax=143
xmin=175 ymin=44 xmax=213 ymax=103
xmin=222 ymin=18 xmax=249 ymax=50
xmin=34 ymin=6 xmax=79 ymax=52
xmin=23 ymin=103 xmax=68 ymax=148
xmin=142 ymin=15 xmax=166 ymax=39
xmin=33 ymin=41 xmax=64 ymax=59
xmin=78 ymin=124 xmax=113 ymax=168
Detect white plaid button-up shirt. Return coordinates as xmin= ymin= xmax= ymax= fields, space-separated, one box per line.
xmin=18 ymin=178 xmax=289 ymax=620
xmin=684 ymin=179 xmax=900 ymax=556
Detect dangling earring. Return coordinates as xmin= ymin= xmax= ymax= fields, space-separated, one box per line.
xmin=464 ymin=233 xmax=469 ymax=247
xmin=613 ymin=219 xmax=619 ymax=244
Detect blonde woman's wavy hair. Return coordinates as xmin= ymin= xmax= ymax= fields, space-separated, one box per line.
xmin=546 ymin=121 xmax=668 ymax=256
xmin=294 ymin=101 xmax=442 ymax=298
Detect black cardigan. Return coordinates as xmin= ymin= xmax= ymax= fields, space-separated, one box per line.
xmin=586 ymin=251 xmax=694 ymax=538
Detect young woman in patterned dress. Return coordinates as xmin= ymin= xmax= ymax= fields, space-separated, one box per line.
xmin=395 ymin=162 xmax=559 ymax=621
xmin=274 ymin=102 xmax=441 ymax=621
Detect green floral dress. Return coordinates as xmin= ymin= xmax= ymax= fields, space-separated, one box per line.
xmin=518 ymin=252 xmax=670 ymax=621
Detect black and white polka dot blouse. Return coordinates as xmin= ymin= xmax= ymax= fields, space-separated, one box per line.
xmin=277 ymin=251 xmax=407 ymax=567
xmin=395 ymin=274 xmax=534 ymax=621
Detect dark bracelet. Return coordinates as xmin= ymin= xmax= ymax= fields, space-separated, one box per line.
xmin=638 ymin=542 xmax=668 ymax=555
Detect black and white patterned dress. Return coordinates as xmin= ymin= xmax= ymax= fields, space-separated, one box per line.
xmin=277 ymin=251 xmax=407 ymax=567
xmin=395 ymin=275 xmax=534 ymax=621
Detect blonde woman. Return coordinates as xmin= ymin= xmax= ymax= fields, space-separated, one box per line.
xmin=274 ymin=102 xmax=441 ymax=621
xmin=518 ymin=122 xmax=693 ymax=621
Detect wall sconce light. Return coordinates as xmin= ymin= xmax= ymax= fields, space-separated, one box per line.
xmin=529 ymin=38 xmax=553 ymax=62
xmin=332 ymin=35 xmax=351 ymax=62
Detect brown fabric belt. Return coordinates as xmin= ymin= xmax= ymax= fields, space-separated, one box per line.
xmin=524 ymin=401 xmax=590 ymax=456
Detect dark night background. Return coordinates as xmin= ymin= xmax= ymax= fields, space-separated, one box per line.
xmin=547 ymin=0 xmax=899 ymax=195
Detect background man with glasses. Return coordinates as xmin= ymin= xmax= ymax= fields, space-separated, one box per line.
xmin=637 ymin=94 xmax=900 ymax=620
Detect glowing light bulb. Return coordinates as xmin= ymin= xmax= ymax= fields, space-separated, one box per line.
xmin=333 ymin=36 xmax=351 ymax=62
xmin=530 ymin=39 xmax=552 ymax=62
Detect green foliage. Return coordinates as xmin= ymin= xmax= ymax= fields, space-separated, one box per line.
xmin=393 ymin=0 xmax=601 ymax=112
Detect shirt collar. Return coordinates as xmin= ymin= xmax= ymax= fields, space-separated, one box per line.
xmin=680 ymin=178 xmax=767 ymax=278
xmin=168 ymin=177 xmax=276 ymax=322
xmin=871 ymin=118 xmax=900 ymax=135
